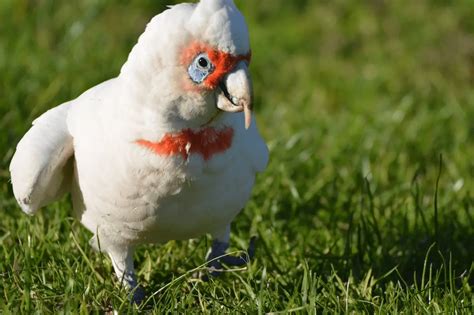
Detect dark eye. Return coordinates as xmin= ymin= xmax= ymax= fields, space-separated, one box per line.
xmin=188 ymin=53 xmax=214 ymax=84
xmin=198 ymin=57 xmax=209 ymax=68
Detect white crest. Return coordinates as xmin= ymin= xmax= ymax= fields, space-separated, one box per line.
xmin=188 ymin=0 xmax=249 ymax=54
xmin=197 ymin=0 xmax=235 ymax=10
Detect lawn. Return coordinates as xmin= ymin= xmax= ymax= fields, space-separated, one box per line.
xmin=1 ymin=0 xmax=473 ymax=313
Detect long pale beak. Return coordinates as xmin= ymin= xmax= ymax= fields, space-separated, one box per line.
xmin=216 ymin=61 xmax=253 ymax=129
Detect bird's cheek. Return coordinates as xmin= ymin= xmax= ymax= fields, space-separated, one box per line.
xmin=181 ymin=74 xmax=207 ymax=93
xmin=174 ymin=85 xmax=216 ymax=121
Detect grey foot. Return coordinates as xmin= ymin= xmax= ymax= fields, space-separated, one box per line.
xmin=130 ymin=285 xmax=146 ymax=305
xmin=202 ymin=236 xmax=257 ymax=281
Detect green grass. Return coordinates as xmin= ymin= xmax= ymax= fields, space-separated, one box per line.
xmin=1 ymin=0 xmax=473 ymax=313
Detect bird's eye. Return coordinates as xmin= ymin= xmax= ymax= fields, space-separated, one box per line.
xmin=198 ymin=57 xmax=209 ymax=68
xmin=188 ymin=53 xmax=214 ymax=84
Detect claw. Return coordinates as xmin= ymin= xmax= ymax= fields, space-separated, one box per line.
xmin=130 ymin=285 xmax=146 ymax=305
xmin=202 ymin=236 xmax=257 ymax=281
xmin=220 ymin=236 xmax=256 ymax=266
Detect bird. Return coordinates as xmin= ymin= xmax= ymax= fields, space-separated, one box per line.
xmin=9 ymin=0 xmax=268 ymax=303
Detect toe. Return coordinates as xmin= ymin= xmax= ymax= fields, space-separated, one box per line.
xmin=130 ymin=286 xmax=146 ymax=305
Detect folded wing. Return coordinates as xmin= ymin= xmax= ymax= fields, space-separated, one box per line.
xmin=10 ymin=102 xmax=74 ymax=215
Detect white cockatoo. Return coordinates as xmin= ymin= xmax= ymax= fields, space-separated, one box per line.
xmin=9 ymin=0 xmax=268 ymax=303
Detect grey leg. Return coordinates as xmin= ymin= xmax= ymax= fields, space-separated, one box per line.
xmin=108 ymin=246 xmax=145 ymax=305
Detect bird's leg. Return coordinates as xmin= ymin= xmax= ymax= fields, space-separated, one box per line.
xmin=205 ymin=238 xmax=228 ymax=278
xmin=204 ymin=225 xmax=256 ymax=279
xmin=108 ymin=246 xmax=145 ymax=305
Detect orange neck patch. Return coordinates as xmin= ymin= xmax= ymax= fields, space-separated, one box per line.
xmin=136 ymin=127 xmax=234 ymax=161
xmin=181 ymin=42 xmax=251 ymax=89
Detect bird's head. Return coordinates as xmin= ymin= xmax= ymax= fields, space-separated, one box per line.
xmin=120 ymin=0 xmax=253 ymax=130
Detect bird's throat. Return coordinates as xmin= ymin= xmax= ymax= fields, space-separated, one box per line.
xmin=136 ymin=127 xmax=234 ymax=161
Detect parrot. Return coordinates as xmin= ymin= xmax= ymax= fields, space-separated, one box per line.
xmin=9 ymin=0 xmax=268 ymax=303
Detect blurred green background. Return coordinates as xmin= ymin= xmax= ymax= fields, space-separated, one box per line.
xmin=0 ymin=0 xmax=473 ymax=313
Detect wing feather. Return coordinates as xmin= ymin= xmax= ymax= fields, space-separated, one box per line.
xmin=10 ymin=102 xmax=74 ymax=215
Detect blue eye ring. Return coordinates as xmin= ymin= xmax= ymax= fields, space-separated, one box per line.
xmin=188 ymin=53 xmax=214 ymax=84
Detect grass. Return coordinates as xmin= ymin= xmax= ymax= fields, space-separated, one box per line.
xmin=1 ymin=0 xmax=473 ymax=313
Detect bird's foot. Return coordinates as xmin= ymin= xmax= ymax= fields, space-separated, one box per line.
xmin=202 ymin=236 xmax=256 ymax=281
xmin=130 ymin=285 xmax=146 ymax=305
xmin=119 ymin=276 xmax=146 ymax=305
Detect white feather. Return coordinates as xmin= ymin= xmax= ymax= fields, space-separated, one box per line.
xmin=10 ymin=102 xmax=74 ymax=215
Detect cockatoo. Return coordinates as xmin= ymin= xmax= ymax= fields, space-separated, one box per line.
xmin=9 ymin=0 xmax=268 ymax=303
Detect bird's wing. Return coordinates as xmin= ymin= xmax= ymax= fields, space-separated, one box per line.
xmin=10 ymin=102 xmax=74 ymax=215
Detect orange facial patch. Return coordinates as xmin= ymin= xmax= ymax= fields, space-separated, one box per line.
xmin=136 ymin=127 xmax=234 ymax=161
xmin=181 ymin=42 xmax=251 ymax=89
